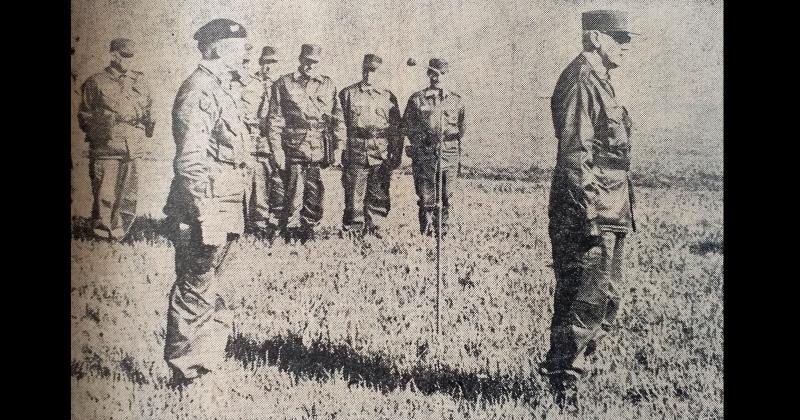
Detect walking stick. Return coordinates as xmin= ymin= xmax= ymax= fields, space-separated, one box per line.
xmin=435 ymin=108 xmax=443 ymax=334
xmin=406 ymin=56 xmax=446 ymax=336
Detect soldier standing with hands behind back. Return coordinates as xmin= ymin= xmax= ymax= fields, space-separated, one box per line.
xmin=338 ymin=54 xmax=403 ymax=238
xmin=162 ymin=18 xmax=251 ymax=385
xmin=539 ymin=10 xmax=638 ymax=411
xmin=266 ymin=44 xmax=345 ymax=243
xmin=77 ymin=38 xmax=155 ymax=240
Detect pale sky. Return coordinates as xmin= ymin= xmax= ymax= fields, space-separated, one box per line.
xmin=71 ymin=0 xmax=723 ymax=167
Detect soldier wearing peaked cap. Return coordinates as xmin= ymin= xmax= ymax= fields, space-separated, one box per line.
xmin=265 ymin=43 xmax=346 ymax=243
xmin=77 ymin=37 xmax=155 ymax=240
xmin=539 ymin=10 xmax=639 ymax=410
xmin=338 ymin=54 xmax=403 ymax=238
xmin=231 ymin=44 xmax=285 ymax=240
xmin=403 ymin=58 xmax=466 ymax=237
xmin=162 ymin=18 xmax=250 ymax=385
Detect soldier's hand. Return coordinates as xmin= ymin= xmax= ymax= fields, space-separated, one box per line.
xmin=145 ymin=120 xmax=156 ymax=138
xmin=330 ymin=153 xmax=342 ymax=168
xmin=582 ymin=219 xmax=603 ymax=248
xmin=270 ymin=153 xmax=285 ymax=171
xmin=588 ymin=218 xmax=601 ymax=235
xmin=405 ymin=145 xmax=413 ymax=158
xmin=388 ymin=154 xmax=401 ymax=170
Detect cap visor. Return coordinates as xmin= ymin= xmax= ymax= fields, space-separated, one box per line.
xmin=119 ymin=51 xmax=135 ymax=58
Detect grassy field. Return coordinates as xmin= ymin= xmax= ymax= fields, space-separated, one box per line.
xmin=70 ymin=1 xmax=722 ymax=414
xmin=71 ymin=158 xmax=723 ymax=418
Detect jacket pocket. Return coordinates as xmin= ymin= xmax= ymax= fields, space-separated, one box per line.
xmin=592 ymin=167 xmax=632 ymax=229
xmin=207 ymin=162 xmax=245 ymax=198
xmin=282 ymin=129 xmax=307 ymax=148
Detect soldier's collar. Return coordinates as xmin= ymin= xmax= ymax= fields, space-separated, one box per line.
xmin=254 ymin=71 xmax=272 ymax=82
xmin=581 ymin=51 xmax=609 ymax=80
xmin=359 ymin=81 xmax=381 ymax=94
xmin=293 ymin=70 xmax=322 ymax=83
xmin=105 ymin=64 xmax=129 ymax=80
xmin=199 ymin=59 xmax=234 ymax=85
xmin=424 ymin=86 xmax=446 ymax=99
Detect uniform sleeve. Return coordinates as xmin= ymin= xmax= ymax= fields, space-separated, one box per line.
xmin=558 ymin=80 xmax=599 ymax=221
xmin=264 ymin=80 xmax=285 ymax=156
xmin=173 ymin=90 xmax=215 ymax=221
xmin=403 ymin=96 xmax=422 ymax=147
xmin=328 ymin=82 xmax=345 ymax=151
xmin=338 ymin=88 xmax=350 ymax=131
xmin=141 ymin=79 xmax=155 ymax=128
xmin=78 ymin=78 xmax=105 ymax=134
xmin=256 ymin=83 xmax=270 ymax=138
xmin=387 ymin=92 xmax=403 ymax=166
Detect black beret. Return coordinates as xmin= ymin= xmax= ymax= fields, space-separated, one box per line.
xmin=193 ymin=18 xmax=247 ymax=44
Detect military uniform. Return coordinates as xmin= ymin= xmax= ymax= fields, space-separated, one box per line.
xmin=162 ymin=19 xmax=249 ymax=381
xmin=338 ymin=54 xmax=402 ymax=233
xmin=542 ymin=11 xmax=637 ymax=382
xmin=77 ymin=38 xmax=154 ymax=239
xmin=235 ymin=66 xmax=285 ymax=233
xmin=266 ymin=44 xmax=345 ymax=237
xmin=403 ymin=59 xmax=465 ymax=235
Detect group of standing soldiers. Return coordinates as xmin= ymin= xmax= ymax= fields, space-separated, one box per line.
xmin=77 ymin=9 xmax=638 ymax=410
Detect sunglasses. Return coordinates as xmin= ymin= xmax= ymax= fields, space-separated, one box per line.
xmin=603 ymin=31 xmax=632 ymax=44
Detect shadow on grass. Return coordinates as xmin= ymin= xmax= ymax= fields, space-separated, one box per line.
xmin=689 ymin=239 xmax=723 ymax=255
xmin=226 ymin=331 xmax=544 ymax=407
xmin=71 ymin=215 xmax=173 ymax=243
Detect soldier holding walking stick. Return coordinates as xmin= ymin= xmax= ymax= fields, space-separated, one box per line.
xmin=403 ymin=58 xmax=465 ymax=238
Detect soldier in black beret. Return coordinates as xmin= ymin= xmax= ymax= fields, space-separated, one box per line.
xmin=162 ymin=18 xmax=250 ymax=386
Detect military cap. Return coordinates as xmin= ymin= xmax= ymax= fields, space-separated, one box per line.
xmin=109 ymin=38 xmax=135 ymax=58
xmin=193 ymin=18 xmax=247 ymax=44
xmin=427 ymin=58 xmax=449 ymax=75
xmin=259 ymin=46 xmax=278 ymax=64
xmin=299 ymin=44 xmax=322 ymax=63
xmin=582 ymin=10 xmax=639 ymax=37
xmin=362 ymin=54 xmax=382 ymax=71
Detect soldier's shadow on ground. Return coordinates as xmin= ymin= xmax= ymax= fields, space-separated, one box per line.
xmin=71 ymin=215 xmax=172 ymax=243
xmin=226 ymin=331 xmax=546 ymax=407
